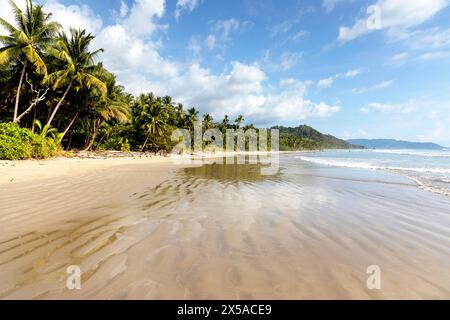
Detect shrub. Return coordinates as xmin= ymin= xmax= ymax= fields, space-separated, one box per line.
xmin=0 ymin=123 xmax=61 ymax=160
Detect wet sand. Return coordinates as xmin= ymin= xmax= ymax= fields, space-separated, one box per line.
xmin=0 ymin=155 xmax=449 ymax=299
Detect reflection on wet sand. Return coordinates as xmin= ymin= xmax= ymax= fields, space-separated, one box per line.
xmin=0 ymin=155 xmax=449 ymax=299
xmin=182 ymin=156 xmax=281 ymax=183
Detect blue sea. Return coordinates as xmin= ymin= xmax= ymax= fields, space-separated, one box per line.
xmin=296 ymin=149 xmax=450 ymax=197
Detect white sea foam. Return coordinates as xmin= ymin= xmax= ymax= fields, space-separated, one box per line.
xmin=296 ymin=156 xmax=450 ymax=174
xmin=372 ymin=149 xmax=450 ymax=158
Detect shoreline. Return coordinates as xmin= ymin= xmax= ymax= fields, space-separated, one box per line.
xmin=0 ymin=153 xmax=172 ymax=186
xmin=0 ymin=150 xmax=294 ymax=186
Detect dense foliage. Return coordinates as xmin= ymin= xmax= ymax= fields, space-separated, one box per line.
xmin=0 ymin=1 xmax=356 ymax=159
xmin=0 ymin=122 xmax=60 ymax=159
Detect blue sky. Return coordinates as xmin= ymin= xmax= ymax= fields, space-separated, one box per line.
xmin=1 ymin=0 xmax=450 ymax=145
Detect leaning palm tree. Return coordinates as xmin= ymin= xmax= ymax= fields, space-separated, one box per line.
xmin=0 ymin=0 xmax=60 ymax=122
xmin=45 ymin=28 xmax=106 ymax=128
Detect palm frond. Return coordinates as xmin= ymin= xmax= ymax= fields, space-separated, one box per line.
xmin=0 ymin=35 xmax=16 ymax=45
xmin=82 ymin=73 xmax=107 ymax=99
xmin=9 ymin=0 xmax=28 ymax=35
xmin=22 ymin=44 xmax=47 ymax=75
xmin=0 ymin=17 xmax=18 ymax=34
xmin=0 ymin=46 xmax=20 ymax=65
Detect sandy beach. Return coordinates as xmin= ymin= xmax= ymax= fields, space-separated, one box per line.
xmin=0 ymin=153 xmax=449 ymax=299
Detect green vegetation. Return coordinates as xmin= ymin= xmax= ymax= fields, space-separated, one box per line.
xmin=0 ymin=1 xmax=356 ymax=160
xmin=0 ymin=122 xmax=60 ymax=160
xmin=274 ymin=125 xmax=364 ymax=151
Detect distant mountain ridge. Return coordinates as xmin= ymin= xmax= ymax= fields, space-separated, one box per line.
xmin=273 ymin=125 xmax=363 ymax=150
xmin=347 ymin=139 xmax=444 ymax=150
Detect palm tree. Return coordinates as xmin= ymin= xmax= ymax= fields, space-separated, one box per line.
xmin=140 ymin=101 xmax=170 ymax=152
xmin=234 ymin=114 xmax=244 ymax=129
xmin=162 ymin=95 xmax=173 ymax=107
xmin=0 ymin=0 xmax=60 ymax=122
xmin=45 ymin=28 xmax=106 ymax=128
xmin=78 ymin=67 xmax=131 ymax=149
xmin=203 ymin=113 xmax=214 ymax=130
xmin=222 ymin=115 xmax=230 ymax=128
xmin=174 ymin=103 xmax=185 ymax=127
xmin=186 ymin=107 xmax=199 ymax=130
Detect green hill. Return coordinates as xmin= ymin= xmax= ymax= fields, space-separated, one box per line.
xmin=347 ymin=139 xmax=444 ymax=150
xmin=272 ymin=125 xmax=364 ymax=151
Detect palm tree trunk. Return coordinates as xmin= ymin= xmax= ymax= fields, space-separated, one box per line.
xmin=13 ymin=62 xmax=27 ymax=123
xmin=67 ymin=131 xmax=73 ymax=150
xmin=83 ymin=120 xmax=101 ymax=151
xmin=141 ymin=132 xmax=151 ymax=152
xmin=31 ymin=107 xmax=36 ymax=132
xmin=59 ymin=112 xmax=79 ymax=142
xmin=46 ymin=82 xmax=73 ymax=128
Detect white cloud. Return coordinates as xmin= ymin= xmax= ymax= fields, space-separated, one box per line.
xmin=289 ymin=30 xmax=309 ymax=41
xmin=120 ymin=0 xmax=165 ymax=37
xmin=155 ymin=63 xmax=339 ymax=124
xmin=418 ymin=111 xmax=450 ymax=144
xmin=191 ymin=18 xmax=250 ymax=52
xmin=318 ymin=77 xmax=334 ymax=88
xmin=322 ymin=0 xmax=354 ymax=13
xmin=338 ymin=0 xmax=449 ymax=42
xmin=391 ymin=27 xmax=450 ymax=50
xmin=45 ymin=0 xmax=103 ymax=33
xmin=175 ymin=0 xmax=200 ymax=21
xmin=360 ymin=99 xmax=418 ymax=114
xmin=352 ymin=80 xmax=394 ymax=94
xmin=317 ymin=68 xmax=362 ymax=89
xmin=260 ymin=50 xmax=302 ymax=72
xmin=344 ymin=69 xmax=361 ymax=78
xmin=188 ymin=36 xmax=202 ymax=55
xmin=119 ymin=1 xmax=129 ymax=19
xmin=0 ymin=0 xmax=103 ymax=37
xmin=385 ymin=52 xmax=409 ymax=67
xmin=417 ymin=51 xmax=450 ymax=61
xmin=322 ymin=0 xmax=338 ymax=12
xmin=205 ymin=35 xmax=216 ymax=50
xmin=385 ymin=27 xmax=450 ymax=64
xmin=278 ymin=52 xmax=301 ymax=71
xmin=210 ymin=18 xmax=249 ymax=48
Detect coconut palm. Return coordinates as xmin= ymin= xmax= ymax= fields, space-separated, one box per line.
xmin=203 ymin=113 xmax=214 ymax=130
xmin=141 ymin=105 xmax=170 ymax=151
xmin=0 ymin=0 xmax=60 ymax=122
xmin=162 ymin=95 xmax=173 ymax=107
xmin=77 ymin=67 xmax=131 ymax=149
xmin=174 ymin=103 xmax=185 ymax=127
xmin=186 ymin=107 xmax=199 ymax=130
xmin=222 ymin=115 xmax=230 ymax=128
xmin=45 ymin=28 xmax=106 ymax=128
xmin=234 ymin=114 xmax=244 ymax=129
xmin=134 ymin=93 xmax=170 ymax=151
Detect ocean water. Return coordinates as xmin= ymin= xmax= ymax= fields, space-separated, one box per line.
xmin=296 ymin=149 xmax=450 ymax=197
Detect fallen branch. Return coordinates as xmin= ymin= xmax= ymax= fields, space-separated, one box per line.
xmin=16 ymin=76 xmax=50 ymax=123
